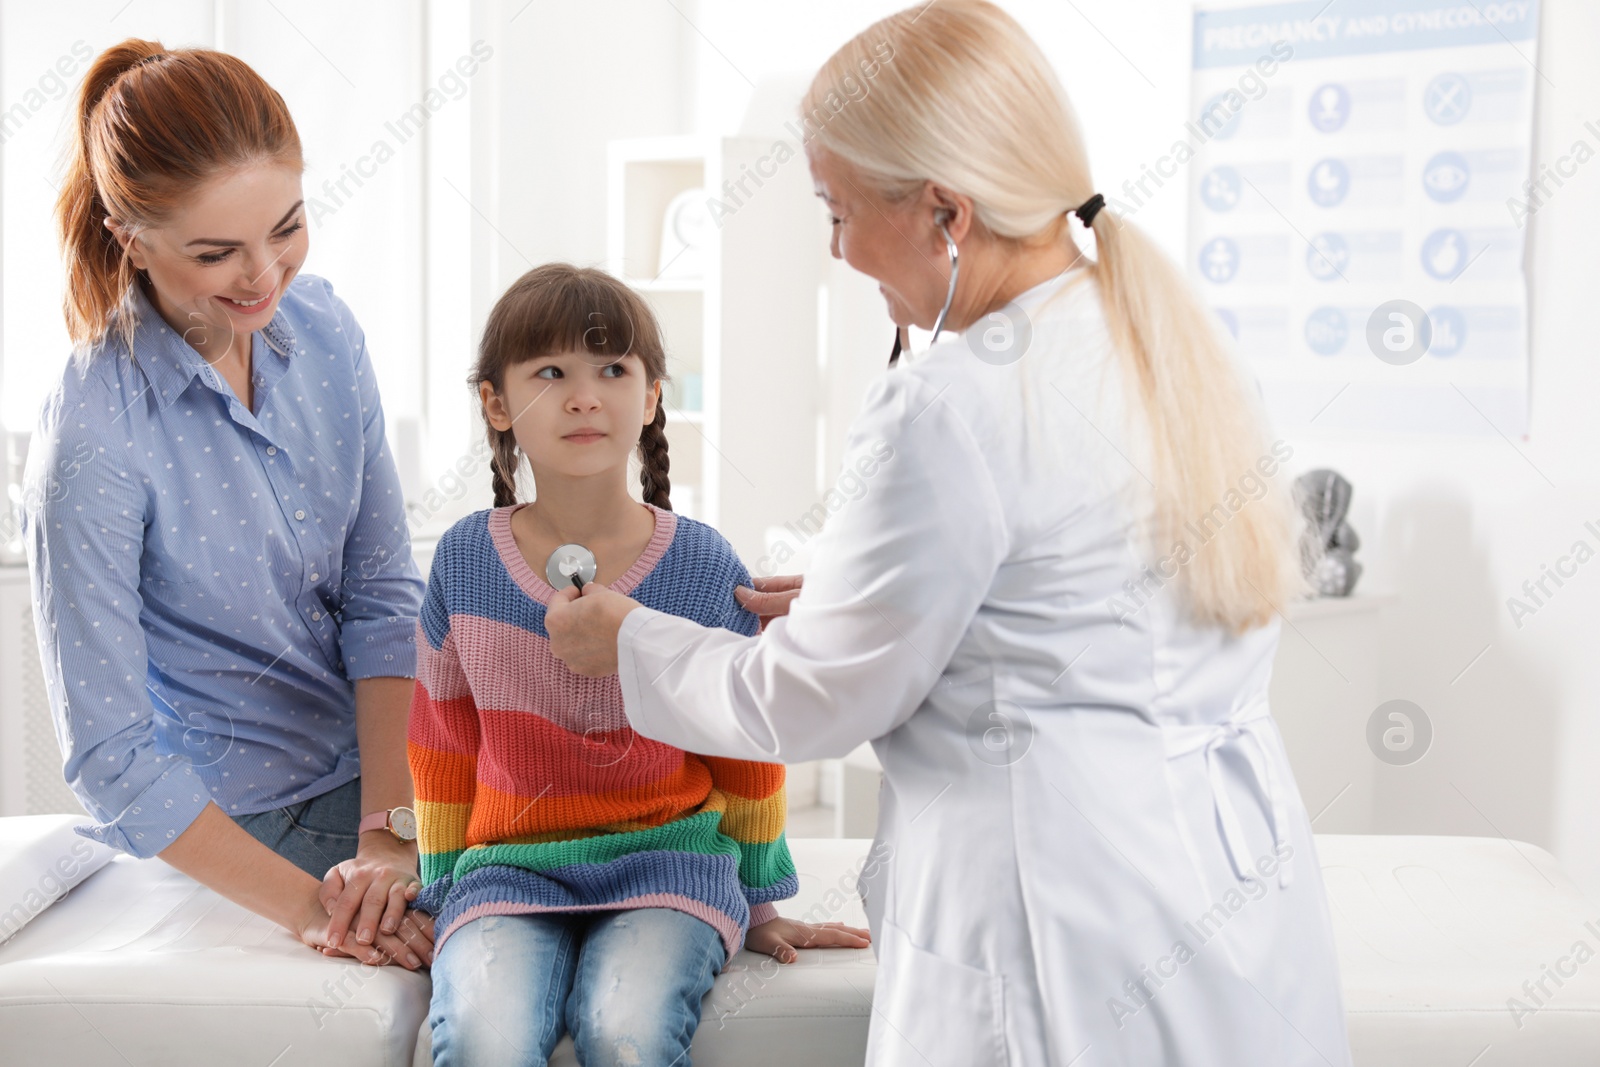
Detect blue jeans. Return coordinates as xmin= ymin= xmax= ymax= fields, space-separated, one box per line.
xmin=428 ymin=907 xmax=725 ymax=1067
xmin=229 ymin=775 xmax=362 ymax=879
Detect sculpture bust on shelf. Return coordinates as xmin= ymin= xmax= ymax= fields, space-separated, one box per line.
xmin=1296 ymin=468 xmax=1362 ymax=597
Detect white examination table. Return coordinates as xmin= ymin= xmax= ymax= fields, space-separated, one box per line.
xmin=0 ymin=816 xmax=1596 ymax=1065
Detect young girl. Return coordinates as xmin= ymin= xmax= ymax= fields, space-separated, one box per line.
xmin=408 ymin=264 xmax=870 ymax=1066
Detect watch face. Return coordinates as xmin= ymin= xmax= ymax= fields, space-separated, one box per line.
xmin=390 ymin=807 xmax=418 ymax=841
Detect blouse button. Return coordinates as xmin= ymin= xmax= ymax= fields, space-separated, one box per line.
xmin=266 ymin=446 xmax=278 ymax=456
xmin=294 ymin=510 xmax=306 ymax=521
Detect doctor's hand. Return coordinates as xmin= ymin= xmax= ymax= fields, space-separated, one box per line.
xmin=746 ymin=916 xmax=872 ymax=964
xmin=734 ymin=574 xmax=803 ymax=633
xmin=546 ymin=582 xmax=643 ymax=677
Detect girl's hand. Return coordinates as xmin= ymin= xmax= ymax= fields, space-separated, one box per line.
xmin=734 ymin=575 xmax=802 ymax=633
xmin=546 ymin=582 xmax=643 ymax=677
xmin=294 ymin=887 xmax=432 ymax=970
xmin=319 ymin=837 xmax=430 ymax=960
xmin=746 ymin=916 xmax=872 ymax=963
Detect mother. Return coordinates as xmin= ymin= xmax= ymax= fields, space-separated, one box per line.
xmin=548 ymin=2 xmax=1353 ymax=1064
xmin=25 ymin=40 xmax=431 ymax=969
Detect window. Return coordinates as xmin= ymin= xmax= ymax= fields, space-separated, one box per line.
xmin=0 ymin=0 xmax=464 ymax=499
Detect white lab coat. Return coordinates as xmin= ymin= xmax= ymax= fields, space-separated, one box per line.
xmin=616 ymin=267 xmax=1353 ymax=1067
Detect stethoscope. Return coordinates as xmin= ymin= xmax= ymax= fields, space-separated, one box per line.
xmin=885 ymin=193 xmax=1105 ymax=368
xmin=546 ymin=543 xmax=598 ymax=593
xmin=888 ymin=215 xmax=959 ymax=370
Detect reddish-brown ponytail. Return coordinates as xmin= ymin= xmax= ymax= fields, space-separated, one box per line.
xmin=56 ymin=39 xmax=302 ymax=350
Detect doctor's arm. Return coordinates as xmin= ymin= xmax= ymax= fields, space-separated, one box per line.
xmin=614 ymin=372 xmax=1008 ymax=764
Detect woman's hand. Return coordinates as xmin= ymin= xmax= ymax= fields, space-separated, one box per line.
xmin=294 ymin=884 xmax=432 ymax=969
xmin=734 ymin=575 xmax=803 ymax=633
xmin=745 ymin=916 xmax=872 ymax=963
xmin=319 ymin=835 xmax=431 ymax=962
xmin=546 ymin=582 xmax=643 ymax=677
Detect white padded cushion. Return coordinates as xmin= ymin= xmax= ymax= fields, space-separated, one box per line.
xmin=0 ymin=815 xmax=115 ymax=945
xmin=1321 ymin=834 xmax=1600 ymax=1065
xmin=5 ymin=830 xmax=1599 ymax=1065
xmin=0 ymin=850 xmax=431 ymax=1066
xmin=0 ymin=835 xmax=874 ymax=1067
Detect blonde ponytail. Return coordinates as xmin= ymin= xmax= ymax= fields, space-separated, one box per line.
xmin=1087 ymin=211 xmax=1305 ymax=631
xmin=802 ymin=0 xmax=1305 ymax=634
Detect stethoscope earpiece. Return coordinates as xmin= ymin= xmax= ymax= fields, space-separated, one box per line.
xmin=888 ymin=218 xmax=960 ymax=369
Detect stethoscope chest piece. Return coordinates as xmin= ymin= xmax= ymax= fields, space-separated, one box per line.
xmin=545 ymin=543 xmax=598 ymax=592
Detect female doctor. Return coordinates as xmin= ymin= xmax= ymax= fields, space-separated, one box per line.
xmin=548 ymin=2 xmax=1353 ymax=1064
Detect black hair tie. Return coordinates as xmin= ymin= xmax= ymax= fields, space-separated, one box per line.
xmin=1074 ymin=192 xmax=1105 ymax=227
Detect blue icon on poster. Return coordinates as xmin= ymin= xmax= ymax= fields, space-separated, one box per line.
xmin=1200 ymin=92 xmax=1243 ymax=140
xmin=1200 ymin=166 xmax=1243 ymax=212
xmin=1307 ymin=159 xmax=1350 ymax=207
xmin=1199 ymin=237 xmax=1240 ymax=283
xmin=1426 ymin=306 xmax=1467 ymax=356
xmin=1306 ymin=233 xmax=1349 ymax=281
xmin=1423 ymin=151 xmax=1471 ymax=203
xmin=1308 ymin=83 xmax=1350 ymax=132
xmin=1424 ymin=73 xmax=1472 ymax=125
xmin=1215 ymin=308 xmax=1239 ymax=339
xmin=1305 ymin=307 xmax=1349 ymax=355
xmin=1421 ymin=228 xmax=1470 ymax=280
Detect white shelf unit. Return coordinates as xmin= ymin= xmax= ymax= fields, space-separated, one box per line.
xmin=606 ymin=135 xmax=824 ymax=562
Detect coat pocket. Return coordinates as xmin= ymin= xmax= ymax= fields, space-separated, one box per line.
xmin=867 ymin=917 xmax=1009 ymax=1067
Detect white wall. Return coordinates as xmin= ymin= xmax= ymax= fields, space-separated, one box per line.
xmin=0 ymin=0 xmax=430 ymax=449
xmin=5 ymin=0 xmax=1598 ymax=893
xmin=686 ymin=0 xmax=1198 ymax=492
xmin=1292 ymin=0 xmax=1600 ymax=894
xmin=404 ymin=0 xmax=696 ymax=533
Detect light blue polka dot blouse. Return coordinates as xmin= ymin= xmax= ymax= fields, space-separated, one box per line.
xmin=22 ymin=273 xmax=424 ymax=858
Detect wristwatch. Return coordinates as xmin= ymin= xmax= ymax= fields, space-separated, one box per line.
xmin=358 ymin=806 xmax=418 ymax=843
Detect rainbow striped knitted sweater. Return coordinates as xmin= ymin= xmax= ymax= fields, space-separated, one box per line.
xmin=406 ymin=503 xmax=796 ymax=964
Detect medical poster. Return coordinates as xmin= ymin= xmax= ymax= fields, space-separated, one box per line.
xmin=1185 ymin=0 xmax=1541 ymax=436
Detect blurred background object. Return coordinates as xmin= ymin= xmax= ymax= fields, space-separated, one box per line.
xmin=1297 ymin=468 xmax=1363 ymax=597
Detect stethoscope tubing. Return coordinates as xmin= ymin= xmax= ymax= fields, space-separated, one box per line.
xmin=888 ymin=221 xmax=959 ymax=369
